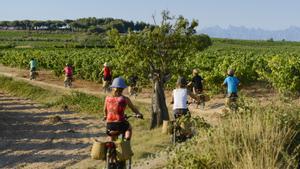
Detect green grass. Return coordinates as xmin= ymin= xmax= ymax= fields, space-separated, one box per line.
xmin=0 ymin=30 xmax=108 ymax=49
xmin=0 ymin=75 xmax=60 ymax=105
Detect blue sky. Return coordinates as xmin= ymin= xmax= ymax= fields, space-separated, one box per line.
xmin=0 ymin=0 xmax=299 ymax=30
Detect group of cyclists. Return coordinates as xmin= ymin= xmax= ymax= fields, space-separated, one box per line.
xmin=28 ymin=58 xmax=240 ymax=166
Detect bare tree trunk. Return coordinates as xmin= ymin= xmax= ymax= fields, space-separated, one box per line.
xmin=150 ymin=79 xmax=169 ymax=129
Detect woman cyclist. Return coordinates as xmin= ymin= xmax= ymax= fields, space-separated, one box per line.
xmin=103 ymin=77 xmax=143 ymax=141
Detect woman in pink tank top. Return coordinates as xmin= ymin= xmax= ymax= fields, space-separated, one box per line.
xmin=104 ymin=77 xmax=143 ymax=141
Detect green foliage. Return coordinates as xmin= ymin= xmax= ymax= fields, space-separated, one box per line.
xmin=58 ymin=92 xmax=104 ymax=115
xmin=108 ymin=11 xmax=211 ymax=81
xmin=257 ymin=54 xmax=300 ymax=95
xmin=0 ymin=17 xmax=151 ymax=33
xmin=0 ymin=75 xmax=59 ymax=104
xmin=1 ymin=29 xmax=300 ymax=95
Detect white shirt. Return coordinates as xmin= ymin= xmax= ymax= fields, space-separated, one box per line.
xmin=172 ymin=88 xmax=188 ymax=110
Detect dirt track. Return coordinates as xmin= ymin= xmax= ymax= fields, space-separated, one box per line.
xmin=0 ymin=65 xmax=228 ymax=123
xmin=0 ymin=92 xmax=106 ymax=169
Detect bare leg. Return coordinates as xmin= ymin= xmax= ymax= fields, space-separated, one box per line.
xmin=125 ymin=126 xmax=132 ymax=140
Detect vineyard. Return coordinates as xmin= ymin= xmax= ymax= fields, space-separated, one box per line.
xmin=1 ymin=32 xmax=300 ymax=95
xmin=0 ymin=30 xmax=300 ymax=169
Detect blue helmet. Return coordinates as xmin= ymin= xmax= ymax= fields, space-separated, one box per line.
xmin=110 ymin=77 xmax=127 ymax=89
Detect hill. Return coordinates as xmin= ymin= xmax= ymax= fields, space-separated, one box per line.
xmin=200 ymin=25 xmax=300 ymax=41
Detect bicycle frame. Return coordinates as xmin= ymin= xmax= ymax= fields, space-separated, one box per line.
xmin=30 ymin=70 xmax=36 ymax=80
xmin=105 ymin=134 xmax=131 ymax=169
xmin=171 ymin=112 xmax=192 ymax=144
xmin=105 ymin=115 xmax=141 ymax=169
xmin=64 ymin=76 xmax=72 ymax=88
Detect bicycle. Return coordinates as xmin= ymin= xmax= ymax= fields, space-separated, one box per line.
xmin=128 ymin=85 xmax=138 ymax=98
xmin=170 ymin=111 xmax=193 ymax=144
xmin=194 ymin=93 xmax=206 ymax=110
xmin=30 ymin=70 xmax=37 ymax=80
xmin=227 ymin=94 xmax=238 ymax=112
xmin=102 ymin=79 xmax=112 ymax=93
xmin=64 ymin=75 xmax=73 ymax=88
xmin=105 ymin=114 xmax=143 ymax=169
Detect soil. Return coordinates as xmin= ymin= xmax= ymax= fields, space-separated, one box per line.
xmin=0 ymin=92 xmax=105 ymax=169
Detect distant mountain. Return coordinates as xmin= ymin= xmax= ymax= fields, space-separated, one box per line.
xmin=199 ymin=26 xmax=300 ymax=41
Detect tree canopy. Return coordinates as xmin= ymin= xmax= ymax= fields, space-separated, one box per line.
xmin=0 ymin=17 xmax=152 ymax=33
xmin=109 ymin=11 xmax=212 ymax=128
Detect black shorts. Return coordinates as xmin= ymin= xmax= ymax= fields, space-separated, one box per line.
xmin=173 ymin=109 xmax=189 ymax=119
xmin=227 ymin=93 xmax=238 ymax=98
xmin=106 ymin=121 xmax=130 ymax=133
xmin=103 ymin=76 xmax=112 ymax=81
xmin=30 ymin=67 xmax=36 ymax=72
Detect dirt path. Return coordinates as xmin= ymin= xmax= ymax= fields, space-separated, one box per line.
xmin=0 ymin=65 xmax=228 ymax=123
xmin=0 ymin=92 xmax=105 ymax=169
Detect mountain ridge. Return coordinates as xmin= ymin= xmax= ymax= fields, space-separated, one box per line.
xmin=199 ymin=26 xmax=300 ymax=41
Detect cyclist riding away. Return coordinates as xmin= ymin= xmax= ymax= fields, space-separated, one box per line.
xmin=29 ymin=58 xmax=37 ymax=80
xmin=103 ymin=77 xmax=143 ymax=141
xmin=64 ymin=64 xmax=73 ymax=87
xmin=188 ymin=69 xmax=204 ymax=108
xmin=188 ymin=69 xmax=204 ymax=95
xmin=100 ymin=62 xmax=112 ymax=93
xmin=222 ymin=69 xmax=240 ymax=107
xmin=171 ymin=76 xmax=200 ymax=141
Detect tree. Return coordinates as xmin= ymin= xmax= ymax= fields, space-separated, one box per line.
xmin=109 ymin=11 xmax=211 ymax=128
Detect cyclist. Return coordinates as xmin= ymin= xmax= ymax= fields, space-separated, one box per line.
xmin=29 ymin=58 xmax=37 ymax=80
xmin=128 ymin=75 xmax=139 ymax=96
xmin=188 ymin=69 xmax=204 ymax=95
xmin=100 ymin=62 xmax=112 ymax=93
xmin=63 ymin=64 xmax=73 ymax=87
xmin=188 ymin=69 xmax=204 ymax=107
xmin=171 ymin=76 xmax=199 ymax=118
xmin=222 ymin=69 xmax=240 ymax=106
xmin=103 ymin=77 xmax=143 ymax=141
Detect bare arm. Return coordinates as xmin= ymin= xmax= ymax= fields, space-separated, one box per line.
xmin=125 ymin=97 xmax=142 ymax=116
xmin=103 ymin=99 xmax=107 ymax=118
xmin=99 ymin=68 xmax=104 ymax=76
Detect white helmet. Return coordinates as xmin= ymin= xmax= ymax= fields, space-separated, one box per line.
xmin=103 ymin=62 xmax=109 ymax=67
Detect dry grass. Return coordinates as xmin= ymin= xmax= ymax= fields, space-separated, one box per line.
xmin=167 ymin=100 xmax=300 ymax=169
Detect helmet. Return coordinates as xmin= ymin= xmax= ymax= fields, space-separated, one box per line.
xmin=193 ymin=69 xmax=198 ymax=74
xmin=176 ymin=76 xmax=187 ymax=86
xmin=111 ymin=77 xmax=127 ymax=88
xmin=227 ymin=69 xmax=235 ymax=76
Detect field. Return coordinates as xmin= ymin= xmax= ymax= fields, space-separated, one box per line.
xmin=1 ymin=30 xmax=300 ymax=94
xmin=0 ymin=30 xmax=299 ymax=169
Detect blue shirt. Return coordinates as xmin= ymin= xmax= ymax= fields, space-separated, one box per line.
xmin=29 ymin=60 xmax=37 ymax=69
xmin=223 ymin=76 xmax=240 ymax=93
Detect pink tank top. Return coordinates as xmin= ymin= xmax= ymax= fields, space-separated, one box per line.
xmin=105 ymin=96 xmax=127 ymax=122
xmin=64 ymin=67 xmax=73 ymax=76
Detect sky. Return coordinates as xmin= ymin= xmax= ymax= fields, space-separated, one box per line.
xmin=0 ymin=0 xmax=299 ymax=30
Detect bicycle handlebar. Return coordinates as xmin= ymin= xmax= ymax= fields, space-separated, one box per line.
xmin=125 ymin=114 xmax=144 ymax=120
xmin=103 ymin=114 xmax=144 ymax=121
